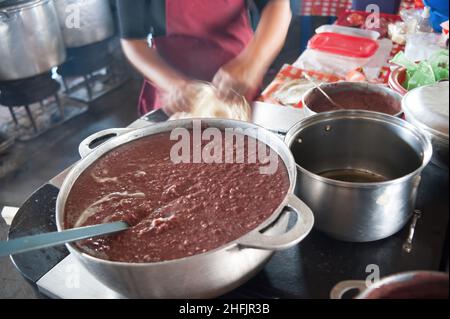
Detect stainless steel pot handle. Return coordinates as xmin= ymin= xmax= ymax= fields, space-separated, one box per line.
xmin=78 ymin=128 xmax=134 ymax=158
xmin=330 ymin=280 xmax=367 ymax=299
xmin=237 ymin=194 xmax=314 ymax=250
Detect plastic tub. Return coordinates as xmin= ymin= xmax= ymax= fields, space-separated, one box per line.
xmin=315 ymin=24 xmax=380 ymax=40
xmin=308 ymin=32 xmax=379 ymax=58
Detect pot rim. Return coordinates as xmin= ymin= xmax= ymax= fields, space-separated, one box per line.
xmin=402 ymin=82 xmax=450 ymax=141
xmin=302 ymin=81 xmax=404 ymax=118
xmin=404 ymin=109 xmax=450 ymax=142
xmin=56 ymin=118 xmax=300 ymax=267
xmin=285 ymin=110 xmax=433 ymax=189
xmin=388 ymin=66 xmax=409 ymax=95
xmin=0 ymin=0 xmax=51 ymax=14
xmin=357 ymin=271 xmax=449 ymax=299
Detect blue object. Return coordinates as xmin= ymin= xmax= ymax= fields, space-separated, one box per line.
xmin=424 ymin=0 xmax=449 ymax=14
xmin=290 ymin=0 xmax=301 ymax=16
xmin=352 ymin=0 xmax=402 ymax=14
xmin=424 ymin=0 xmax=449 ymax=32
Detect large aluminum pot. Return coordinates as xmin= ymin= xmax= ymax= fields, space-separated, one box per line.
xmin=285 ymin=110 xmax=432 ymax=242
xmin=55 ymin=119 xmax=314 ymax=298
xmin=0 ymin=0 xmax=66 ymax=81
xmin=54 ymin=0 xmax=114 ymax=48
xmin=331 ymin=271 xmax=449 ymax=299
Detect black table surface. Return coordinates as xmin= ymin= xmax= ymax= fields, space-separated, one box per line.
xmin=7 ymin=114 xmax=449 ymax=299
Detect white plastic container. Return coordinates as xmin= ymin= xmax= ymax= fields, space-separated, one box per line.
xmin=315 ymin=24 xmax=380 ymax=40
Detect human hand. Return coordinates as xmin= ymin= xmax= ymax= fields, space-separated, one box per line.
xmin=212 ymin=56 xmax=263 ymax=102
xmin=161 ymin=79 xmax=200 ymax=115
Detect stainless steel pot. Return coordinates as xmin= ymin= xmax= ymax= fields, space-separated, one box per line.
xmin=54 ymin=0 xmax=114 ymax=48
xmin=302 ymin=82 xmax=403 ymax=117
xmin=55 ymin=119 xmax=314 ymax=298
xmin=285 ymin=110 xmax=432 ymax=242
xmin=331 ymin=271 xmax=449 ymax=299
xmin=0 ymin=0 xmax=66 ymax=81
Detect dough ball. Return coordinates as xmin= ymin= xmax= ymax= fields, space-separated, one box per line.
xmin=170 ymin=82 xmax=251 ymax=121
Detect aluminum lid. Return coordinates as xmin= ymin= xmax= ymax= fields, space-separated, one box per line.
xmin=402 ymin=81 xmax=449 ymax=139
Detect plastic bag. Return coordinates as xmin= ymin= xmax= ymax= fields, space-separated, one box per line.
xmin=391 ymin=51 xmax=418 ymax=70
xmin=407 ymin=62 xmax=436 ymax=90
xmin=294 ymin=39 xmax=392 ymax=81
xmin=399 ymin=8 xmax=422 ymax=33
xmin=405 ymin=33 xmax=442 ymax=61
xmin=429 ymin=50 xmax=449 ymax=80
xmin=391 ymin=50 xmax=449 ymax=90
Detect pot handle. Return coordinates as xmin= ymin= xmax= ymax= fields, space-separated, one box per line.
xmin=330 ymin=280 xmax=367 ymax=299
xmin=78 ymin=128 xmax=134 ymax=158
xmin=237 ymin=194 xmax=314 ymax=250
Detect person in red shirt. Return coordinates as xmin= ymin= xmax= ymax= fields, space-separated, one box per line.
xmin=116 ymin=0 xmax=292 ymax=115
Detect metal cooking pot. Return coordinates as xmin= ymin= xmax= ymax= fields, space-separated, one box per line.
xmin=302 ymin=82 xmax=403 ymax=117
xmin=285 ymin=110 xmax=432 ymax=242
xmin=55 ymin=119 xmax=314 ymax=298
xmin=0 ymin=0 xmax=66 ymax=81
xmin=402 ymin=82 xmax=449 ymax=169
xmin=54 ymin=0 xmax=114 ymax=48
xmin=331 ymin=271 xmax=449 ymax=299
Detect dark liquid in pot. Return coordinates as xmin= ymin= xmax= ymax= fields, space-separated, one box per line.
xmin=319 ymin=169 xmax=388 ymax=183
xmin=65 ymin=131 xmax=290 ymax=263
xmin=307 ymin=90 xmax=401 ymax=115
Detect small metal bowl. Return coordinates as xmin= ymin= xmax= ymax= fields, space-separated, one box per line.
xmin=302 ymin=82 xmax=403 ymax=118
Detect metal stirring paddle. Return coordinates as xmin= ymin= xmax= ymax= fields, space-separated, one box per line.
xmin=0 ymin=221 xmax=129 ymax=258
xmin=303 ymin=74 xmax=344 ymax=109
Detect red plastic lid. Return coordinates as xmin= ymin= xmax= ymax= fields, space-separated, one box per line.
xmin=308 ymin=32 xmax=379 ymax=58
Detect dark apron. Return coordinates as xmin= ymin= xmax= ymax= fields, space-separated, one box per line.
xmin=138 ymin=0 xmax=254 ymax=115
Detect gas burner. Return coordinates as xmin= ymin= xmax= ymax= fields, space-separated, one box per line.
xmin=0 ymin=72 xmax=60 ymax=107
xmin=0 ymin=72 xmax=63 ymax=134
xmin=57 ymin=39 xmax=129 ymax=103
xmin=0 ymin=94 xmax=88 ymax=142
xmin=0 ymin=72 xmax=88 ymax=141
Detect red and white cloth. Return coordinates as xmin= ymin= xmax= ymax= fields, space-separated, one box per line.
xmin=260 ymin=64 xmax=343 ymax=106
xmin=259 ymin=0 xmax=425 ymax=105
xmin=299 ymin=0 xmax=418 ymax=17
xmin=300 ymin=0 xmax=352 ymax=17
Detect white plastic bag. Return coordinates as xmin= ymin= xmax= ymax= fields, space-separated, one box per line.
xmin=405 ymin=33 xmax=443 ymax=61
xmin=293 ymin=39 xmax=393 ymax=81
